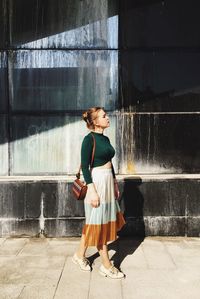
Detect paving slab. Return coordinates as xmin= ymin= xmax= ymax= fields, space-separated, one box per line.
xmin=19 ymin=238 xmax=49 ymax=256
xmin=46 ymin=241 xmax=78 ymax=257
xmin=0 ymin=284 xmax=24 ymax=299
xmin=142 ymin=240 xmax=176 ymax=269
xmin=0 ymin=236 xmax=199 ymax=299
xmin=0 ymin=238 xmax=28 ymax=256
xmin=88 ymin=266 xmax=122 ymax=299
xmin=54 ymin=257 xmax=90 ymax=299
xmin=18 ymin=269 xmax=62 ymax=299
xmin=0 ymin=238 xmax=6 ymax=246
xmin=117 ymin=238 xmax=147 ymax=270
xmin=122 ymin=265 xmax=200 ymax=299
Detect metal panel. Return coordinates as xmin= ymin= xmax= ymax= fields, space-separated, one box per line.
xmin=120 ymin=0 xmax=200 ymax=48
xmin=0 ymin=115 xmax=8 ymax=175
xmin=117 ymin=113 xmax=200 ymax=174
xmin=0 ymin=183 xmax=25 ymax=218
xmin=120 ymin=51 xmax=200 ymax=112
xmin=0 ymin=0 xmax=7 ymax=48
xmin=0 ymin=51 xmax=7 ymax=112
xmin=10 ymin=0 xmax=118 ymax=49
xmin=11 ymin=115 xmax=117 ymax=175
xmin=10 ymin=50 xmax=118 ymax=111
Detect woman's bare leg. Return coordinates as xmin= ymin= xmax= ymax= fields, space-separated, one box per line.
xmin=97 ymin=244 xmax=112 ymax=269
xmin=76 ymin=234 xmax=88 ymax=258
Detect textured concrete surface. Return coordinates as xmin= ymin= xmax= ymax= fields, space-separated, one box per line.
xmin=0 ymin=236 xmax=200 ymax=299
xmin=0 ymin=175 xmax=200 ymax=237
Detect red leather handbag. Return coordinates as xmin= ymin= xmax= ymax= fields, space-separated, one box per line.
xmin=72 ymin=133 xmax=95 ymax=200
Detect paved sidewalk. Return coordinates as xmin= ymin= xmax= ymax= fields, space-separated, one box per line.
xmin=0 ymin=236 xmax=200 ymax=299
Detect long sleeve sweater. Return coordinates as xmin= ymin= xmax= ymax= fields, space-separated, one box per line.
xmin=81 ymin=131 xmax=116 ymax=184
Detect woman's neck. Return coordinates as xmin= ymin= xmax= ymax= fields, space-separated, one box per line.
xmin=91 ymin=128 xmax=104 ymax=134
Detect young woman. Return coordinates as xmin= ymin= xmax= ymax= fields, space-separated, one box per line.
xmin=72 ymin=107 xmax=125 ymax=279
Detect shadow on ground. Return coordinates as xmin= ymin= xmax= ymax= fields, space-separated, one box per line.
xmin=88 ymin=177 xmax=145 ymax=270
xmin=87 ymin=236 xmax=144 ymax=271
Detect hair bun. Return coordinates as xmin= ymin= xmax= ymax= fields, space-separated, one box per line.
xmin=82 ymin=111 xmax=88 ymax=122
xmin=82 ymin=107 xmax=103 ymax=129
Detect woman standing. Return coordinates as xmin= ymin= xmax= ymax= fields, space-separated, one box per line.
xmin=72 ymin=107 xmax=125 ymax=279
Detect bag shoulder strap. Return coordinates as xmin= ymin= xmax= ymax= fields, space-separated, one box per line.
xmin=76 ymin=133 xmax=96 ymax=179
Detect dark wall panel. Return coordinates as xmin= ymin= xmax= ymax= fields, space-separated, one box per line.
xmin=0 ymin=183 xmax=25 ymax=218
xmin=10 ymin=50 xmax=118 ymax=111
xmin=0 ymin=0 xmax=7 ymax=48
xmin=0 ymin=115 xmax=8 ymax=175
xmin=120 ymin=0 xmax=200 ymax=48
xmin=117 ymin=113 xmax=200 ymax=174
xmin=0 ymin=220 xmax=40 ymax=237
xmin=44 ymin=219 xmax=85 ymax=237
xmin=10 ymin=0 xmax=118 ymax=49
xmin=186 ymin=180 xmax=200 ymax=216
xmin=42 ymin=182 xmax=85 ymax=218
xmin=120 ymin=51 xmax=200 ymax=112
xmin=0 ymin=51 xmax=7 ymax=112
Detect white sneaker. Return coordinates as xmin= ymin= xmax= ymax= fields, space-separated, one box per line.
xmin=99 ymin=264 xmax=125 ymax=279
xmin=72 ymin=253 xmax=91 ymax=271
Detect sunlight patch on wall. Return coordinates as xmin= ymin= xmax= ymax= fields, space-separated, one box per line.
xmin=20 ymin=16 xmax=118 ymax=49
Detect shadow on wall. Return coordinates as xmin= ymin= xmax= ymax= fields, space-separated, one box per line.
xmin=111 ymin=176 xmax=145 ymax=269
xmin=0 ymin=0 xmax=118 ymax=144
xmin=10 ymin=0 xmax=117 ymax=46
xmin=119 ymin=0 xmax=200 ymax=112
xmin=119 ymin=177 xmax=145 ymax=237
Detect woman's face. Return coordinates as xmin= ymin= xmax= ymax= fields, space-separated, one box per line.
xmin=94 ymin=109 xmax=110 ymax=129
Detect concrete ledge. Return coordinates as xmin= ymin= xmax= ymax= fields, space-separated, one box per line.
xmin=0 ymin=174 xmax=200 ymax=181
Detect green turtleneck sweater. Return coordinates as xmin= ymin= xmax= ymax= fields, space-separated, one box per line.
xmin=81 ymin=131 xmax=116 ymax=184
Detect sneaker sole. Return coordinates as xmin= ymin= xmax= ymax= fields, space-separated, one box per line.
xmin=71 ymin=256 xmax=91 ymax=272
xmin=99 ymin=269 xmax=124 ymax=279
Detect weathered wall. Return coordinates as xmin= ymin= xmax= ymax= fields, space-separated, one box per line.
xmin=0 ymin=0 xmax=200 ymax=237
xmin=0 ymin=176 xmax=199 ymax=237
xmin=118 ymin=0 xmax=200 ymax=174
xmin=0 ymin=0 xmax=118 ymax=175
xmin=0 ymin=0 xmax=200 ymax=175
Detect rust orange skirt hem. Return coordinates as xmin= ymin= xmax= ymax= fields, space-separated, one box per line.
xmin=82 ymin=211 xmax=126 ymax=247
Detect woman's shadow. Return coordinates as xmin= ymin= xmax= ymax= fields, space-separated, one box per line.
xmin=88 ymin=177 xmax=145 ymax=269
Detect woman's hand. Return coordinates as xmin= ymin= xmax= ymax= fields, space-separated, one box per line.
xmin=114 ymin=179 xmax=120 ymax=200
xmin=87 ymin=183 xmax=100 ymax=208
xmin=90 ymin=197 xmax=100 ymax=208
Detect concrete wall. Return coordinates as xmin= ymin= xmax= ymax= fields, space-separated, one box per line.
xmin=0 ymin=175 xmax=199 ymax=237
xmin=0 ymin=0 xmax=199 ymax=176
xmin=0 ymin=0 xmax=200 ymax=237
xmin=0 ymin=0 xmax=118 ymax=175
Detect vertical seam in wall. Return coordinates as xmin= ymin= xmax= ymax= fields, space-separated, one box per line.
xmin=185 ymin=193 xmax=188 ymax=237
xmin=6 ymin=1 xmax=11 ymax=176
xmin=6 ymin=51 xmax=11 ymax=176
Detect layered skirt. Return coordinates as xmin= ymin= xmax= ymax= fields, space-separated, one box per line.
xmin=82 ymin=168 xmax=125 ymax=247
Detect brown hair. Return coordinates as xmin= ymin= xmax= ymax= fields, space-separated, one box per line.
xmin=82 ymin=107 xmax=104 ymax=129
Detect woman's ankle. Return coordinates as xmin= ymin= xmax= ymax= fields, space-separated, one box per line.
xmin=75 ymin=252 xmax=85 ymax=259
xmin=102 ymin=261 xmax=112 ymax=269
